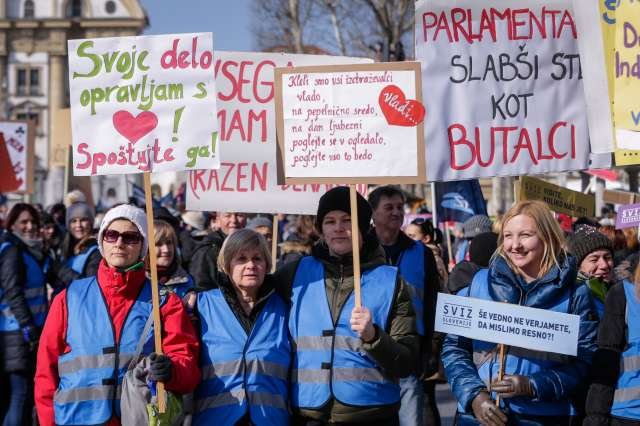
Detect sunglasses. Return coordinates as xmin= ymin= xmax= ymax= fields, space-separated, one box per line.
xmin=103 ymin=229 xmax=142 ymax=245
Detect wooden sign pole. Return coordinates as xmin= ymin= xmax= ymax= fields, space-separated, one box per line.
xmin=445 ymin=222 xmax=454 ymax=270
xmin=495 ymin=343 xmax=506 ymax=407
xmin=349 ymin=185 xmax=362 ymax=307
xmin=271 ymin=215 xmax=279 ymax=273
xmin=143 ymin=172 xmax=166 ymax=412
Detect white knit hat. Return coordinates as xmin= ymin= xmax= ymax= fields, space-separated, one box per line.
xmin=98 ymin=204 xmax=148 ymax=258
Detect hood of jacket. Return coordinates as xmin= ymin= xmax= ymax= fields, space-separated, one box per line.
xmin=488 ymin=254 xmax=578 ymax=308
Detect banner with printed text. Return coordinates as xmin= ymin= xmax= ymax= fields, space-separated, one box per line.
xmin=0 ymin=121 xmax=34 ymax=193
xmin=436 ymin=292 xmax=580 ymax=356
xmin=416 ymin=0 xmax=590 ymax=181
xmin=275 ymin=62 xmax=426 ymax=184
xmin=68 ymin=33 xmax=218 ymax=176
xmin=186 ymin=51 xmax=371 ymax=214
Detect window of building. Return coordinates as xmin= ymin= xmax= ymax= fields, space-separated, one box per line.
xmin=105 ymin=1 xmax=116 ymax=14
xmin=15 ymin=67 xmax=41 ymax=96
xmin=24 ymin=0 xmax=35 ymax=18
xmin=66 ymin=0 xmax=82 ymax=18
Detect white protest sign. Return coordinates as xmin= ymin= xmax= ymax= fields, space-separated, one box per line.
xmin=435 ymin=292 xmax=580 ymax=356
xmin=416 ymin=0 xmax=590 ymax=181
xmin=275 ymin=62 xmax=426 ymax=184
xmin=186 ymin=52 xmax=371 ymax=214
xmin=68 ymin=33 xmax=218 ymax=176
xmin=0 ymin=121 xmax=33 ymax=193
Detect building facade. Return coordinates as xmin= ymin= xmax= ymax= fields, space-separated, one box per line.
xmin=0 ymin=0 xmax=146 ymax=206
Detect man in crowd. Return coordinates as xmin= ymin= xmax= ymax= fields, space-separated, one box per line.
xmin=188 ymin=211 xmax=246 ymax=289
xmin=368 ymin=185 xmax=440 ymax=426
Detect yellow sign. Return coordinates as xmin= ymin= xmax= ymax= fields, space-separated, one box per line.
xmin=50 ymin=108 xmax=71 ymax=168
xmin=603 ymin=188 xmax=637 ymax=204
xmin=518 ymin=176 xmax=595 ymax=217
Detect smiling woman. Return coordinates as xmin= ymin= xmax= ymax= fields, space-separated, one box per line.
xmin=442 ymin=200 xmax=599 ymax=426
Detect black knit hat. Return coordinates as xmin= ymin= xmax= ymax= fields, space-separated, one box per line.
xmin=567 ymin=225 xmax=614 ymax=265
xmin=315 ymin=187 xmax=372 ymax=236
xmin=469 ymin=232 xmax=498 ymax=267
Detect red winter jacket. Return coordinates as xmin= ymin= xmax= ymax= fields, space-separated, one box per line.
xmin=35 ymin=260 xmax=200 ymax=426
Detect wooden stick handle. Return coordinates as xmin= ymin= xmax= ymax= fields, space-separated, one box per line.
xmin=496 ymin=343 xmax=506 ymax=407
xmin=143 ymin=172 xmax=166 ymax=412
xmin=349 ymin=185 xmax=362 ymax=308
xmin=271 ymin=215 xmax=278 ymax=273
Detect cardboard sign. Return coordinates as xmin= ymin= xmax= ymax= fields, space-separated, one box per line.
xmin=616 ymin=203 xmax=640 ymax=229
xmin=436 ymin=292 xmax=580 ymax=356
xmin=416 ymin=0 xmax=591 ymax=181
xmin=613 ymin=2 xmax=640 ymax=152
xmin=50 ymin=108 xmax=71 ymax=168
xmin=603 ymin=188 xmax=637 ymax=205
xmin=68 ymin=33 xmax=219 ymax=176
xmin=186 ymin=51 xmax=372 ymax=214
xmin=0 ymin=121 xmax=34 ymax=193
xmin=274 ymin=62 xmax=426 ymax=184
xmin=518 ymin=176 xmax=595 ymax=217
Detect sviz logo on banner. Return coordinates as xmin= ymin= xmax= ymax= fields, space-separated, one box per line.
xmin=442 ymin=302 xmax=473 ymax=329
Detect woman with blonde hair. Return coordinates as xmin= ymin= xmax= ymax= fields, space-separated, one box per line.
xmin=149 ymin=219 xmax=194 ymax=298
xmin=443 ymin=200 xmax=598 ymax=426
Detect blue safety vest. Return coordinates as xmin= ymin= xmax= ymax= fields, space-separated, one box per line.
xmin=397 ymin=241 xmax=425 ymax=335
xmin=65 ymin=244 xmax=99 ymax=275
xmin=194 ymin=288 xmax=290 ymax=426
xmin=289 ymin=256 xmax=401 ymax=409
xmin=612 ymin=280 xmax=640 ymax=419
xmin=0 ymin=241 xmax=49 ymax=331
xmin=162 ymin=273 xmax=195 ymax=299
xmin=53 ymin=277 xmax=155 ymax=425
xmin=462 ymin=269 xmax=576 ymax=416
xmin=455 ymin=239 xmax=469 ymax=263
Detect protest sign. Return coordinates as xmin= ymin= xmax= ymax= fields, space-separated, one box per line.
xmin=68 ymin=33 xmax=219 ymax=175
xmin=435 ymin=292 xmax=580 ymax=356
xmin=50 ymin=108 xmax=71 ymax=168
xmin=416 ymin=0 xmax=591 ymax=181
xmin=0 ymin=121 xmax=34 ymax=193
xmin=274 ymin=62 xmax=426 ymax=184
xmin=186 ymin=51 xmax=371 ymax=214
xmin=518 ymin=176 xmax=595 ymax=217
xmin=613 ymin=1 xmax=640 ymax=152
xmin=616 ymin=203 xmax=640 ymax=229
xmin=603 ymin=188 xmax=637 ymax=205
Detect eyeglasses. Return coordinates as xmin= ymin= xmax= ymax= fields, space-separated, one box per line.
xmin=103 ymin=229 xmax=142 ymax=245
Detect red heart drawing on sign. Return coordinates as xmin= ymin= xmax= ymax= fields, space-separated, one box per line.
xmin=112 ymin=110 xmax=158 ymax=144
xmin=378 ymin=85 xmax=425 ymax=127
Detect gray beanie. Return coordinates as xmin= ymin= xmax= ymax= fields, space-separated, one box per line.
xmin=463 ymin=215 xmax=493 ymax=239
xmin=98 ymin=204 xmax=148 ymax=258
xmin=66 ymin=202 xmax=95 ymax=229
xmin=247 ymin=216 xmax=273 ymax=231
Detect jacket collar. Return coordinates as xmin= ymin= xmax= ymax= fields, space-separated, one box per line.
xmin=488 ymin=254 xmax=577 ymax=306
xmin=97 ymin=259 xmax=147 ymax=297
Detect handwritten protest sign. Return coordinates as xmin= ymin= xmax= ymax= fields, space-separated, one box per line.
xmin=416 ymin=0 xmax=590 ymax=181
xmin=616 ymin=203 xmax=640 ymax=229
xmin=186 ymin=51 xmax=371 ymax=214
xmin=0 ymin=121 xmax=34 ymax=193
xmin=436 ymin=292 xmax=580 ymax=356
xmin=68 ymin=33 xmax=218 ymax=176
xmin=518 ymin=176 xmax=595 ymax=217
xmin=613 ymin=1 xmax=640 ymax=151
xmin=274 ymin=62 xmax=425 ymax=184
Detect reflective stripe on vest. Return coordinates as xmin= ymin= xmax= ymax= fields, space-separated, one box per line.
xmin=289 ymin=256 xmax=400 ymax=409
xmin=612 ymin=280 xmax=640 ymax=419
xmin=397 ymin=242 xmax=425 ymax=335
xmin=0 ymin=241 xmax=48 ymax=331
xmin=194 ymin=288 xmax=290 ymax=426
xmin=468 ymin=268 xmax=575 ymax=417
xmin=65 ymin=245 xmax=98 ymax=275
xmin=54 ymin=277 xmax=155 ymax=425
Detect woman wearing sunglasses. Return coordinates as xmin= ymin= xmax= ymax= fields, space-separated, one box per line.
xmin=35 ymin=204 xmax=200 ymax=426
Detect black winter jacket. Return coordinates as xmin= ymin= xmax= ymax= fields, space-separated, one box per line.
xmin=187 ymin=229 xmax=226 ymax=290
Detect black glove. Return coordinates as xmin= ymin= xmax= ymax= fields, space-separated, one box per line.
xmin=22 ymin=325 xmax=39 ymax=352
xmin=471 ymin=392 xmax=508 ymax=426
xmin=147 ymin=352 xmax=172 ymax=382
xmin=491 ymin=374 xmax=534 ymax=399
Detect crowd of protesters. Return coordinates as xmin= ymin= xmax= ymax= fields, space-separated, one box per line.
xmin=1 ymin=186 xmax=640 ymax=425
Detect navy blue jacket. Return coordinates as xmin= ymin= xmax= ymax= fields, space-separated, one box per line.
xmin=442 ymin=254 xmax=598 ymax=413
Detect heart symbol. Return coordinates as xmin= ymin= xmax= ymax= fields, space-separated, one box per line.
xmin=378 ymin=85 xmax=426 ymax=127
xmin=112 ymin=110 xmax=158 ymax=144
